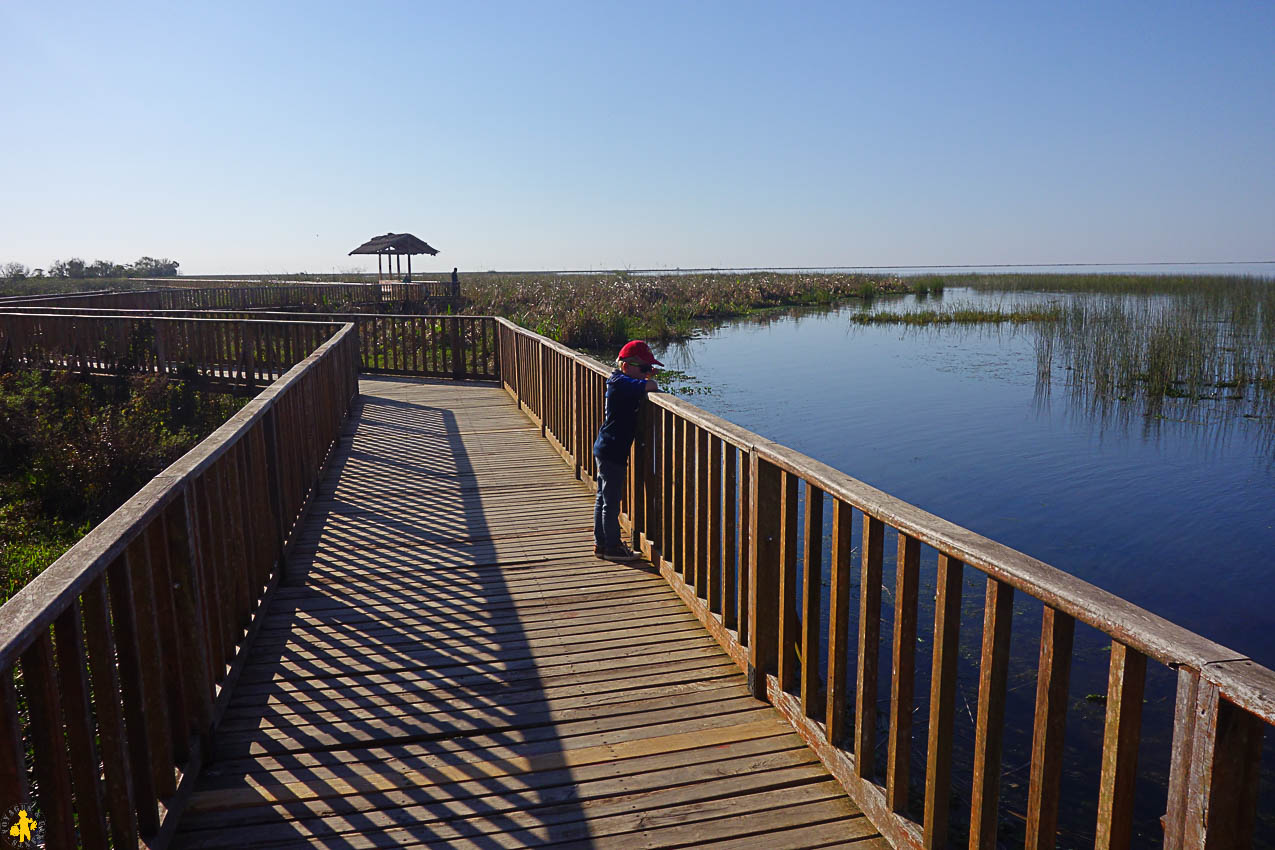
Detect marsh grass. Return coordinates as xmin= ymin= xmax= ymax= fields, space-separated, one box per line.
xmin=460 ymin=271 xmax=907 ymax=347
xmin=852 ymin=304 xmax=1064 ymax=325
xmin=850 ymin=274 xmax=1275 ymax=427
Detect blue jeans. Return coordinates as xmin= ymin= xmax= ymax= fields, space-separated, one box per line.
xmin=593 ymin=456 xmax=628 ymax=549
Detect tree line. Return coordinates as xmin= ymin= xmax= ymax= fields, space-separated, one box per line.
xmin=1 ymin=256 xmax=180 ymax=282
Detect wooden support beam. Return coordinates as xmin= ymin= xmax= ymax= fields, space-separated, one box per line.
xmin=1094 ymin=641 xmax=1146 ymax=850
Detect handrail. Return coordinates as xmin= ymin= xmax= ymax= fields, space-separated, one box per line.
xmin=492 ymin=316 xmax=1275 ymax=849
xmin=0 ymin=280 xmax=458 ymax=311
xmin=0 ymin=307 xmax=499 ymax=381
xmin=0 ymin=316 xmax=359 ymax=848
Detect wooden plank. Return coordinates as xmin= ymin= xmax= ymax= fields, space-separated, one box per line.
xmin=107 ymin=553 xmax=161 ymax=835
xmin=184 ymin=739 xmax=816 ymax=832
xmin=707 ymin=433 xmax=723 ymax=613
xmin=1181 ymin=678 xmax=1264 ymax=849
xmin=923 ymin=554 xmax=963 ymax=850
xmin=825 ymin=499 xmax=853 ymax=746
xmin=747 ymin=454 xmax=782 ymax=699
xmin=124 ymin=534 xmax=177 ymax=798
xmin=20 ymin=632 xmax=78 ymax=850
xmin=695 ymin=424 xmax=710 ymax=594
xmin=777 ymin=471 xmax=801 ymax=694
xmin=1025 ymin=606 xmax=1074 ymax=850
xmin=887 ymin=531 xmax=919 ymax=813
xmin=53 ymin=601 xmax=110 ymax=849
xmin=1163 ymin=666 xmax=1201 ymax=845
xmin=738 ymin=449 xmax=751 ymax=643
xmin=1094 ymin=641 xmax=1146 ymax=850
xmin=969 ymin=577 xmax=1014 ymax=850
xmin=80 ymin=577 xmax=140 ymax=849
xmin=855 ymin=514 xmax=884 ymax=779
xmin=0 ymin=667 xmax=25 ymax=810
xmin=801 ymin=485 xmax=824 ymax=718
xmin=723 ymin=443 xmax=738 ymax=630
xmin=146 ymin=520 xmax=190 ymax=763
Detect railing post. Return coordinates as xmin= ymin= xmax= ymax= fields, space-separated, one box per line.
xmin=855 ymin=514 xmax=884 ymax=779
xmin=1026 ymin=606 xmax=1075 ymax=849
xmin=1165 ymin=672 xmax=1263 ymax=849
xmin=923 ymin=554 xmax=963 ymax=849
xmin=747 ymin=451 xmax=781 ymax=699
xmin=262 ymin=407 xmax=288 ymax=574
xmin=1094 ymin=641 xmax=1146 ymax=850
xmin=0 ymin=668 xmax=26 ymax=812
xmin=539 ymin=343 xmax=548 ymax=436
xmin=451 ymin=317 xmax=464 ymax=380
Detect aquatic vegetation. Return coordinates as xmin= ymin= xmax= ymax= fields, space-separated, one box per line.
xmin=849 ymin=274 xmax=1275 ymax=427
xmin=852 ymin=304 xmax=1064 ymax=325
xmin=459 ymin=271 xmax=908 ymax=347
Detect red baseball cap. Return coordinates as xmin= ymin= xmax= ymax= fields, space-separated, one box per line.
xmin=617 ymin=339 xmax=664 ymax=367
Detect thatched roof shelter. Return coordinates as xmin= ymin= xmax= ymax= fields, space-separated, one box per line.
xmin=349 ymin=232 xmax=439 ymax=281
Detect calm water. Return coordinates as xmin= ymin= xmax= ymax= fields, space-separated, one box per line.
xmin=649 ymin=288 xmax=1274 ymax=846
xmin=655 ymin=289 xmax=1273 ymax=663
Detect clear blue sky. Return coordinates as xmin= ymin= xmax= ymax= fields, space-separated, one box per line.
xmin=2 ymin=1 xmax=1272 ymax=275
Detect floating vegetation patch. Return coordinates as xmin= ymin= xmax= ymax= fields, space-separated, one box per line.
xmin=851 ymin=304 xmax=1064 ymax=325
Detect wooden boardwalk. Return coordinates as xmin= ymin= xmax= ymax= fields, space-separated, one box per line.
xmin=172 ymin=376 xmax=887 ymax=849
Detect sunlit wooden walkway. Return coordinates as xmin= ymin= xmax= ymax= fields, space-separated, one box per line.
xmin=171 ymin=376 xmax=887 ymax=849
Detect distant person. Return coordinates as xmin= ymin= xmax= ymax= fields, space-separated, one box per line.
xmin=592 ymin=340 xmax=661 ymax=561
xmin=451 ymin=267 xmax=459 ymax=291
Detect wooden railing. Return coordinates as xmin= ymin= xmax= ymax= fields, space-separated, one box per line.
xmin=0 ymin=312 xmax=350 ymax=393
xmin=495 ymin=318 xmax=1275 ymax=849
xmin=0 ymin=280 xmax=458 ymax=311
xmin=0 ymin=308 xmax=499 ymax=381
xmin=0 ymin=317 xmax=359 ymax=848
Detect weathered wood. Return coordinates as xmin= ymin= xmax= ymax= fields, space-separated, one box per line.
xmin=146 ymin=520 xmax=190 ymax=764
xmin=855 ymin=514 xmax=884 ymax=779
xmin=747 ymin=454 xmax=782 ymax=699
xmin=777 ymin=471 xmax=801 ymax=694
xmin=1163 ymin=665 xmax=1201 ymax=845
xmin=20 ymin=631 xmax=78 ymax=850
xmin=165 ymin=494 xmax=215 ymax=749
xmin=723 ymin=443 xmax=738 ymax=629
xmin=695 ymin=424 xmax=710 ymax=594
xmin=1094 ymin=641 xmax=1146 ymax=850
xmin=80 ymin=577 xmax=140 ymax=849
xmin=738 ymin=449 xmax=751 ymax=643
xmin=707 ymin=433 xmax=724 ymax=614
xmin=800 ymin=485 xmax=824 ymax=719
xmin=970 ymin=577 xmax=1014 ymax=850
xmin=887 ymin=531 xmax=920 ymax=813
xmin=826 ymin=499 xmax=854 ymax=746
xmin=53 ymin=601 xmax=110 ymax=848
xmin=0 ymin=667 xmax=25 ymax=811
xmin=1025 ymin=606 xmax=1074 ymax=850
xmin=1179 ymin=676 xmax=1263 ymax=848
xmin=107 ymin=553 xmax=161 ymax=835
xmin=923 ymin=554 xmax=963 ymax=850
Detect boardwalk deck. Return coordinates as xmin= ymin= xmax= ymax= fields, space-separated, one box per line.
xmin=172 ymin=376 xmax=888 ymax=849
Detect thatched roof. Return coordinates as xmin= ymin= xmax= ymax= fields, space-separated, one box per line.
xmin=349 ymin=233 xmax=439 ymax=256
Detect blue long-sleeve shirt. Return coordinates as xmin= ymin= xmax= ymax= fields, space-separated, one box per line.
xmin=592 ymin=371 xmax=648 ymax=463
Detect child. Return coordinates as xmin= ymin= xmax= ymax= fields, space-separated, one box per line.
xmin=592 ymin=340 xmax=661 ymax=561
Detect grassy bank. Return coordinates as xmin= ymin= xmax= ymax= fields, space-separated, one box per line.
xmin=460 ymin=271 xmax=908 ymax=347
xmin=1 ymin=371 xmax=245 ymax=603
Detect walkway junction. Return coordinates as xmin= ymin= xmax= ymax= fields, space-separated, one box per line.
xmin=0 ymin=285 xmax=1271 ymax=848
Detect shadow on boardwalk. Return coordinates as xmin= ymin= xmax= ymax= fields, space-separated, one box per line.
xmin=172 ymin=377 xmax=882 ymax=850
